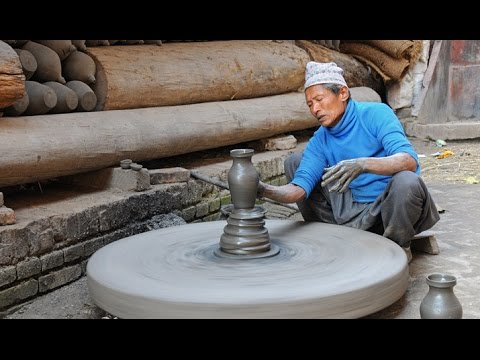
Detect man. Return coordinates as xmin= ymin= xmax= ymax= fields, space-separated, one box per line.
xmin=258 ymin=61 xmax=440 ymax=261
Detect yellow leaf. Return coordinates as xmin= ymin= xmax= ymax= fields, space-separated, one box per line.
xmin=436 ymin=150 xmax=454 ymax=159
xmin=465 ymin=176 xmax=479 ymax=184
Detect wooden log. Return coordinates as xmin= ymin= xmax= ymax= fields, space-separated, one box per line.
xmin=0 ymin=40 xmax=25 ymax=109
xmin=295 ymin=40 xmax=384 ymax=95
xmin=0 ymin=92 xmax=316 ymax=187
xmin=88 ymin=40 xmax=310 ymax=111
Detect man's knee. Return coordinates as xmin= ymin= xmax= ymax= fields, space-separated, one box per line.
xmin=284 ymin=152 xmax=303 ymax=181
xmin=390 ymin=171 xmax=423 ymax=193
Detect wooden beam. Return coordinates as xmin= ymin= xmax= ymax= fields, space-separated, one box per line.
xmin=89 ymin=40 xmax=310 ymax=111
xmin=0 ymin=92 xmax=316 ymax=187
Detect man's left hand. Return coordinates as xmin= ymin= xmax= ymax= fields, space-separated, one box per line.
xmin=321 ymin=159 xmax=366 ymax=192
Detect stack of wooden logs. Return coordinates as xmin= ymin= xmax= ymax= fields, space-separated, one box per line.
xmin=0 ymin=40 xmax=383 ymax=188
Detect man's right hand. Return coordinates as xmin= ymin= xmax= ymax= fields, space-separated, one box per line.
xmin=257 ymin=181 xmax=267 ymax=199
xmin=321 ymin=159 xmax=366 ymax=192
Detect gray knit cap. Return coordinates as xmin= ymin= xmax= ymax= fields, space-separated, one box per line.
xmin=304 ymin=61 xmax=348 ymax=90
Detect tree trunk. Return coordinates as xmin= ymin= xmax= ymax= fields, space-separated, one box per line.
xmin=89 ymin=40 xmax=310 ymax=111
xmin=0 ymin=92 xmax=316 ymax=187
xmin=0 ymin=41 xmax=25 ymax=109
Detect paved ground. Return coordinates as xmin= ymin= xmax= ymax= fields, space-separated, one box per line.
xmin=4 ymin=137 xmax=480 ymax=319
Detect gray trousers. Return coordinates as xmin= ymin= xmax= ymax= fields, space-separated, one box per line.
xmin=285 ymin=152 xmax=440 ymax=247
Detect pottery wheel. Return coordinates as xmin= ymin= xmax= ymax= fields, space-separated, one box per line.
xmin=87 ymin=220 xmax=409 ymax=318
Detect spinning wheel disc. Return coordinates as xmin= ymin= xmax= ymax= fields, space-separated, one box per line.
xmin=87 ymin=220 xmax=408 ymax=318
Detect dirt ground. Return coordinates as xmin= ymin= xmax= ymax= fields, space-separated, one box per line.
xmin=409 ymin=137 xmax=480 ymax=185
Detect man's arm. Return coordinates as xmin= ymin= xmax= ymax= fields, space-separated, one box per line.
xmin=322 ymin=152 xmax=417 ymax=192
xmin=258 ymin=182 xmax=306 ymax=204
xmin=359 ymin=152 xmax=417 ymax=174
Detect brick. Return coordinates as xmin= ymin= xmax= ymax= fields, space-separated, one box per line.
xmin=220 ymin=195 xmax=231 ymax=206
xmin=202 ymin=212 xmax=222 ymax=222
xmin=135 ymin=168 xmax=152 ymax=192
xmin=275 ymin=157 xmax=285 ymax=177
xmin=38 ymin=265 xmax=82 ymax=293
xmin=16 ymin=258 xmax=41 ymax=280
xmin=0 ymin=229 xmax=29 ymax=266
xmin=63 ymin=243 xmax=85 ymax=263
xmin=68 ymin=167 xmax=151 ymax=192
xmin=277 ymin=175 xmax=288 ymax=186
xmin=0 ymin=206 xmax=16 ymax=226
xmin=258 ymin=135 xmax=297 ymax=151
xmin=81 ymin=260 xmax=88 ymax=275
xmin=40 ymin=250 xmax=64 ymax=272
xmin=28 ymin=228 xmax=55 ymax=257
xmin=150 ymin=167 xmax=191 ymax=185
xmin=195 ymin=202 xmax=209 ymax=218
xmin=0 ymin=279 xmax=38 ymax=309
xmin=182 ymin=206 xmax=196 ymax=222
xmin=83 ymin=238 xmax=104 ymax=257
xmin=208 ymin=198 xmax=221 ymax=212
xmin=0 ymin=265 xmax=16 ymax=287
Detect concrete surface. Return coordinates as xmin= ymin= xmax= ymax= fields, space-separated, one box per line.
xmin=4 ymin=182 xmax=479 ymax=319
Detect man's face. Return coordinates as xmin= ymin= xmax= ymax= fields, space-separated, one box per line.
xmin=305 ymin=85 xmax=349 ymax=128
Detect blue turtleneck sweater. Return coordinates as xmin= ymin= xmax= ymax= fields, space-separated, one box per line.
xmin=291 ymin=99 xmax=420 ymax=203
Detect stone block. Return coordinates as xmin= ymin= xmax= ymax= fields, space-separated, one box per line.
xmin=150 ymin=167 xmax=191 ymax=185
xmin=195 ymin=202 xmax=209 ymax=218
xmin=63 ymin=243 xmax=85 ymax=263
xmin=0 ymin=206 xmax=16 ymax=226
xmin=411 ymin=230 xmax=440 ymax=255
xmin=83 ymin=238 xmax=105 ymax=257
xmin=135 ymin=168 xmax=152 ymax=192
xmin=40 ymin=250 xmax=64 ymax=272
xmin=182 ymin=206 xmax=196 ymax=222
xmin=0 ymin=266 xmax=16 ymax=288
xmin=263 ymin=135 xmax=298 ymax=151
xmin=38 ymin=265 xmax=82 ymax=293
xmin=202 ymin=212 xmax=222 ymax=222
xmin=28 ymin=228 xmax=55 ymax=257
xmin=208 ymin=198 xmax=221 ymax=212
xmin=16 ymin=258 xmax=41 ymax=280
xmin=67 ymin=167 xmax=151 ymax=192
xmin=220 ymin=195 xmax=231 ymax=206
xmin=0 ymin=279 xmax=38 ymax=309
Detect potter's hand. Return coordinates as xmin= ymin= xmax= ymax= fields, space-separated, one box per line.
xmin=321 ymin=159 xmax=366 ymax=193
xmin=257 ymin=181 xmax=267 ymax=199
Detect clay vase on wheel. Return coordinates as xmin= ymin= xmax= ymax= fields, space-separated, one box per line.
xmin=420 ymin=273 xmax=463 ymax=319
xmin=228 ymin=149 xmax=259 ymax=209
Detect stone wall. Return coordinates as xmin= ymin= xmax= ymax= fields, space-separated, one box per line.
xmin=0 ymin=149 xmax=293 ymax=312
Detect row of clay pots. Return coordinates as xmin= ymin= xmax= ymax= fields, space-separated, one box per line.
xmin=2 ymin=40 xmax=162 ymax=116
xmin=19 ymin=41 xmax=96 ymax=85
xmin=4 ymin=80 xmax=97 ymax=116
